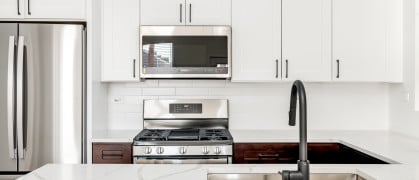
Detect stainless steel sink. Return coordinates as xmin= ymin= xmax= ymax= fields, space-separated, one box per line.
xmin=208 ymin=173 xmax=366 ymax=180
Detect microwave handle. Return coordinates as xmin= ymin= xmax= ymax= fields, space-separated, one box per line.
xmin=189 ymin=3 xmax=192 ymax=23
xmin=133 ymin=59 xmax=136 ymax=78
xmin=179 ymin=4 xmax=183 ymax=23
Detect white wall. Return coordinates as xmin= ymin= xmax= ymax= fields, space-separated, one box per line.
xmin=389 ymin=0 xmax=419 ymax=138
xmin=106 ymin=81 xmax=389 ymax=131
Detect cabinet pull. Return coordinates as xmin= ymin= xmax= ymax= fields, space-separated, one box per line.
xmin=179 ymin=4 xmax=183 ymax=23
xmin=275 ymin=59 xmax=279 ymax=78
xmin=17 ymin=0 xmax=21 ymax=15
xmin=27 ymin=0 xmax=31 ymax=15
xmin=102 ymin=150 xmax=123 ymax=160
xmin=336 ymin=59 xmax=340 ymax=79
xmin=285 ymin=59 xmax=289 ymax=78
xmin=258 ymin=154 xmax=280 ymax=160
xmin=133 ymin=59 xmax=136 ymax=78
xmin=189 ymin=3 xmax=192 ymax=23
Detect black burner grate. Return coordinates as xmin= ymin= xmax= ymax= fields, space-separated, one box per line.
xmin=135 ymin=129 xmax=233 ymax=142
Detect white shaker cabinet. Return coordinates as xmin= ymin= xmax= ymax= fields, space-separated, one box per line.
xmin=101 ymin=0 xmax=140 ymax=82
xmin=186 ymin=0 xmax=231 ymax=25
xmin=231 ymin=0 xmax=281 ymax=82
xmin=140 ymin=0 xmax=185 ymax=25
xmin=24 ymin=0 xmax=85 ymax=19
xmin=0 ymin=0 xmax=23 ymax=19
xmin=332 ymin=0 xmax=387 ymax=81
xmin=140 ymin=0 xmax=231 ymax=26
xmin=0 ymin=0 xmax=85 ymax=20
xmin=282 ymin=0 xmax=332 ymax=82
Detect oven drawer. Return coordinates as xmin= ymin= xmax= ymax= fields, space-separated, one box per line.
xmin=134 ymin=156 xmax=231 ymax=164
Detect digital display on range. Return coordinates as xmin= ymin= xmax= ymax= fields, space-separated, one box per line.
xmin=169 ymin=104 xmax=202 ymax=114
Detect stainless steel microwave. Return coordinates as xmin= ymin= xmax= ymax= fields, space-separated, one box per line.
xmin=140 ymin=26 xmax=231 ymax=79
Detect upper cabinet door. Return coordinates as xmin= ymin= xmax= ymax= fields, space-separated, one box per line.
xmin=140 ymin=0 xmax=185 ymax=25
xmin=332 ymin=0 xmax=387 ymax=81
xmin=231 ymin=0 xmax=281 ymax=82
xmin=102 ymin=0 xmax=140 ymax=81
xmin=24 ymin=0 xmax=85 ymax=19
xmin=186 ymin=0 xmax=231 ymax=25
xmin=0 ymin=0 xmax=24 ymax=19
xmin=282 ymin=0 xmax=331 ymax=82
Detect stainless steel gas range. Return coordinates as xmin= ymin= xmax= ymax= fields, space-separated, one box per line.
xmin=133 ymin=99 xmax=233 ymax=164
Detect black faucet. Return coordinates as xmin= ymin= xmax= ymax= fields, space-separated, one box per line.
xmin=281 ymin=80 xmax=310 ymax=180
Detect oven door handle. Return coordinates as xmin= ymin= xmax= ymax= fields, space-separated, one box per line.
xmin=134 ymin=157 xmax=228 ymax=164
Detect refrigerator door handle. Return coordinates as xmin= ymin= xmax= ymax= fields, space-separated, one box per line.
xmin=7 ymin=36 xmax=16 ymax=159
xmin=16 ymin=36 xmax=25 ymax=159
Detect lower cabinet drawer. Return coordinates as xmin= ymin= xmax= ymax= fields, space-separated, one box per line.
xmin=233 ymin=143 xmax=299 ymax=164
xmin=233 ymin=143 xmax=342 ymax=164
xmin=92 ymin=143 xmax=132 ymax=164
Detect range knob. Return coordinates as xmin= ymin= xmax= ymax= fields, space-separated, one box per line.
xmin=179 ymin=147 xmax=187 ymax=154
xmin=202 ymin=146 xmax=209 ymax=154
xmin=214 ymin=147 xmax=222 ymax=155
xmin=156 ymin=147 xmax=164 ymax=154
xmin=144 ymin=147 xmax=152 ymax=154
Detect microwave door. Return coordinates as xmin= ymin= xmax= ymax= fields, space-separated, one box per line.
xmin=140 ymin=26 xmax=231 ymax=79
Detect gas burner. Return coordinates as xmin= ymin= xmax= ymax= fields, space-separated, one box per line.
xmin=199 ymin=129 xmax=231 ymax=141
xmin=134 ymin=129 xmax=233 ymax=142
xmin=134 ymin=129 xmax=170 ymax=141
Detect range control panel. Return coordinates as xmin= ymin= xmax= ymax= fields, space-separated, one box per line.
xmin=169 ymin=104 xmax=202 ymax=114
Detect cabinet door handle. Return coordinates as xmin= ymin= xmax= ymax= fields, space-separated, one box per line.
xmin=17 ymin=0 xmax=21 ymax=15
xmin=133 ymin=59 xmax=136 ymax=78
xmin=275 ymin=59 xmax=279 ymax=78
xmin=258 ymin=154 xmax=280 ymax=160
xmin=27 ymin=0 xmax=31 ymax=15
xmin=189 ymin=3 xmax=192 ymax=23
xmin=179 ymin=4 xmax=183 ymax=23
xmin=285 ymin=59 xmax=289 ymax=78
xmin=336 ymin=59 xmax=340 ymax=79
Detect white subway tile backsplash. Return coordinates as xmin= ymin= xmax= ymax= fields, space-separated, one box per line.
xmin=208 ymin=87 xmax=282 ymax=96
xmin=142 ymin=88 xmax=176 ymax=96
xmin=124 ymin=96 xmax=142 ymax=104
xmin=176 ymin=88 xmax=209 ymax=96
xmin=193 ymin=80 xmax=227 ymax=87
xmin=159 ymin=96 xmax=209 ymax=100
xmin=125 ymin=113 xmax=142 ymax=122
xmin=108 ymin=112 xmax=142 ymax=130
xmin=124 ymin=80 xmax=159 ymax=87
xmin=109 ymin=103 xmax=142 ymax=113
xmin=108 ymin=87 xmax=142 ymax=96
xmin=159 ymin=80 xmax=194 ymax=87
xmin=106 ymin=81 xmax=389 ymax=130
xmin=226 ymin=81 xmax=289 ymax=88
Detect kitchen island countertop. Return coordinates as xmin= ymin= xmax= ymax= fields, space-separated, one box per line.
xmin=22 ymin=130 xmax=419 ymax=180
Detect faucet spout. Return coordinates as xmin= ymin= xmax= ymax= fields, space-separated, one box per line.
xmin=281 ymin=80 xmax=310 ymax=180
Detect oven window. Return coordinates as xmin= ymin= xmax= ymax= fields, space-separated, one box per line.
xmin=142 ymin=36 xmax=228 ymax=74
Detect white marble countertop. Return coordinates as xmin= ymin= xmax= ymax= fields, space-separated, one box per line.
xmin=22 ymin=130 xmax=419 ymax=180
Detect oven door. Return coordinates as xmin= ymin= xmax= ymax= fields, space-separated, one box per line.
xmin=134 ymin=156 xmax=231 ymax=164
xmin=140 ymin=26 xmax=231 ymax=79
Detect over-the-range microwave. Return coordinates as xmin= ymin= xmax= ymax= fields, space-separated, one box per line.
xmin=140 ymin=26 xmax=231 ymax=79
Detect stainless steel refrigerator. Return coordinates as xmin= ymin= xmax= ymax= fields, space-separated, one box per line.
xmin=0 ymin=23 xmax=86 ymax=175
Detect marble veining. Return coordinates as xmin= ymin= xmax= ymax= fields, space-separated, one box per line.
xmin=20 ymin=130 xmax=419 ymax=180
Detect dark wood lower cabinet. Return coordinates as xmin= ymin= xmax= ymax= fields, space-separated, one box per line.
xmin=92 ymin=143 xmax=132 ymax=164
xmin=233 ymin=143 xmax=388 ymax=164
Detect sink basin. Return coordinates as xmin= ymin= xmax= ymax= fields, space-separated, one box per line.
xmin=208 ymin=173 xmax=366 ymax=180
